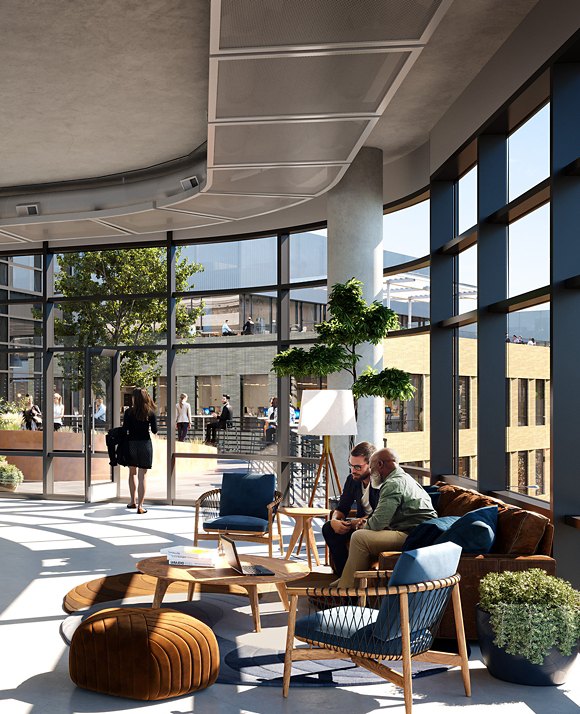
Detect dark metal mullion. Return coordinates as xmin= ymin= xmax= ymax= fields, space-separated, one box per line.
xmin=277 ymin=231 xmax=291 ymax=504
xmin=166 ymin=234 xmax=176 ymax=503
xmin=429 ymin=180 xmax=455 ymax=480
xmin=477 ymin=133 xmax=509 ymax=493
xmin=42 ymin=243 xmax=55 ymax=494
xmin=550 ymin=61 xmax=580 ymax=587
xmin=51 ymin=291 xmax=166 ymax=303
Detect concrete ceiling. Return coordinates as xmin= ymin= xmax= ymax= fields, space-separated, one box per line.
xmin=0 ymin=0 xmax=546 ymax=247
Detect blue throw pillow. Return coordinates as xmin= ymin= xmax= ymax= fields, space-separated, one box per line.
xmin=402 ymin=516 xmax=459 ymax=552
xmin=433 ymin=505 xmax=498 ymax=553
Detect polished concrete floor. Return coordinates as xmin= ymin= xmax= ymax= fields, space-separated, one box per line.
xmin=0 ymin=498 xmax=578 ymax=714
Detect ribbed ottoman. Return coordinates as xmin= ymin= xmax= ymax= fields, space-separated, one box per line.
xmin=69 ymin=607 xmax=219 ymax=700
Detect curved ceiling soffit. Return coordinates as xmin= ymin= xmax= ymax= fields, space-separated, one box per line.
xmin=0 ymin=0 xmax=453 ymax=247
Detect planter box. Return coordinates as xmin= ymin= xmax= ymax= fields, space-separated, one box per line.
xmin=476 ymin=606 xmax=579 ymax=686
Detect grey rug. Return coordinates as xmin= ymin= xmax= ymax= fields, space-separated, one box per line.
xmin=61 ymin=592 xmax=451 ymax=688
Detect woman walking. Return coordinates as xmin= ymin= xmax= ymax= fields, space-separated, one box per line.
xmin=175 ymin=392 xmax=192 ymax=442
xmin=124 ymin=387 xmax=157 ymax=514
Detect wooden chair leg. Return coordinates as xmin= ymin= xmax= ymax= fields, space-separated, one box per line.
xmin=399 ymin=592 xmax=414 ymax=714
xmin=277 ymin=512 xmax=284 ymax=556
xmin=452 ymin=583 xmax=472 ymax=697
xmin=283 ymin=594 xmax=298 ymax=697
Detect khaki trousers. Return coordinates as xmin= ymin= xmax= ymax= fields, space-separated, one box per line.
xmin=335 ymin=528 xmax=408 ymax=588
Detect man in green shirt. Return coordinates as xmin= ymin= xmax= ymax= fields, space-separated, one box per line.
xmin=333 ymin=447 xmax=437 ymax=588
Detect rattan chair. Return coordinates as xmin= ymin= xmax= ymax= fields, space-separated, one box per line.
xmin=194 ymin=471 xmax=283 ymax=557
xmin=283 ymin=542 xmax=470 ymax=714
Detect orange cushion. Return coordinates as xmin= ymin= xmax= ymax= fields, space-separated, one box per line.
xmin=69 ymin=607 xmax=219 ymax=700
xmin=494 ymin=509 xmax=549 ymax=555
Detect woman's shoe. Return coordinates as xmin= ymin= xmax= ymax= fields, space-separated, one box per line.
xmin=126 ymin=503 xmax=137 ymax=510
xmin=137 ymin=507 xmax=147 ymax=514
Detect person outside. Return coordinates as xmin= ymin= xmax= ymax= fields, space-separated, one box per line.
xmin=205 ymin=394 xmax=233 ymax=444
xmin=321 ymin=441 xmax=380 ymax=577
xmin=22 ymin=394 xmax=42 ymax=431
xmin=264 ymin=396 xmax=278 ymax=442
xmin=124 ymin=387 xmax=158 ymax=514
xmin=242 ymin=316 xmax=255 ymax=335
xmin=332 ymin=447 xmax=437 ymax=588
xmin=53 ymin=393 xmax=64 ymax=431
xmin=221 ymin=320 xmax=236 ymax=336
xmin=94 ymin=397 xmax=107 ymax=428
xmin=175 ymin=392 xmax=192 ymax=442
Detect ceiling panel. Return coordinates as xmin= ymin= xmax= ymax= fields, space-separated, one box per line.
xmin=165 ymin=193 xmax=306 ymax=219
xmin=208 ymin=165 xmax=344 ymax=196
xmin=212 ymin=119 xmax=371 ymax=165
xmin=214 ymin=51 xmax=410 ymax=119
xmin=0 ymin=220 xmax=128 ymax=242
xmin=98 ymin=210 xmax=227 ymax=234
xmin=218 ymin=0 xmax=444 ymax=49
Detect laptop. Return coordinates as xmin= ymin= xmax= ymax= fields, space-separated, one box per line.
xmin=220 ymin=536 xmax=275 ymax=576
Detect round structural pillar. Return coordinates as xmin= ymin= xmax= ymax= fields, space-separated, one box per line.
xmin=327 ymin=147 xmax=384 ymax=473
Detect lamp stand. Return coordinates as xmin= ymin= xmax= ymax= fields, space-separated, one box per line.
xmin=308 ymin=435 xmax=343 ymax=508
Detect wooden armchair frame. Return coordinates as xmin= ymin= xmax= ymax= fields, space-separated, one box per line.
xmin=283 ymin=571 xmax=470 ymax=714
xmin=194 ymin=487 xmax=284 ymax=557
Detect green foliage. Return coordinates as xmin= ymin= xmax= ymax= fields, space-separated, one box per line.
xmin=272 ymin=277 xmax=413 ymax=405
xmin=479 ymin=569 xmax=580 ymax=664
xmin=54 ymin=247 xmax=203 ymax=387
xmin=0 ymin=397 xmax=26 ymax=430
xmin=353 ymin=366 xmax=416 ymax=401
xmin=272 ymin=344 xmax=349 ymax=377
xmin=0 ymin=456 xmax=24 ymax=485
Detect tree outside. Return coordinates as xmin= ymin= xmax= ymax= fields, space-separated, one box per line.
xmin=54 ymin=247 xmax=203 ymax=387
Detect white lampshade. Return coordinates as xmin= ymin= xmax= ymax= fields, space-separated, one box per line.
xmin=297 ymin=389 xmax=357 ymax=436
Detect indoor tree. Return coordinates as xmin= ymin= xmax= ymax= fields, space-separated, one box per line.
xmin=272 ymin=277 xmax=415 ymax=409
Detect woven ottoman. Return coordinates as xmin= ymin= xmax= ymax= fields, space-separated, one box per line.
xmin=69 ymin=607 xmax=219 ymax=700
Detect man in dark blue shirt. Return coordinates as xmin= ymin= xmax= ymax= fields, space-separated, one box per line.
xmin=322 ymin=441 xmax=380 ymax=576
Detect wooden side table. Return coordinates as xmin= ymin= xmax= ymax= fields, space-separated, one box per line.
xmin=279 ymin=506 xmax=330 ymax=569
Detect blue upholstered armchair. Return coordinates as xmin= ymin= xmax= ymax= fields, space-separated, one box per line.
xmin=194 ymin=472 xmax=283 ymax=557
xmin=283 ymin=542 xmax=471 ymax=713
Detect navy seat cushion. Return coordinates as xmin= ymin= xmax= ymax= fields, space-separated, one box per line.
xmin=402 ymin=516 xmax=460 ymax=552
xmin=203 ymin=515 xmax=269 ymax=533
xmin=433 ymin=505 xmax=498 ymax=553
xmin=423 ymin=485 xmax=441 ymax=511
xmin=294 ymin=606 xmax=432 ymax=657
xmin=219 ymin=472 xmax=275 ymax=521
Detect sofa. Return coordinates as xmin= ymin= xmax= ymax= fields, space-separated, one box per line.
xmin=377 ymin=482 xmax=556 ymax=640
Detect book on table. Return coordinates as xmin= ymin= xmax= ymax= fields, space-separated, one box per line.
xmin=160 ymin=545 xmax=217 ymax=567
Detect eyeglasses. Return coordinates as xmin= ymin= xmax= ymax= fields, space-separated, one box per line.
xmin=348 ymin=462 xmax=364 ymax=472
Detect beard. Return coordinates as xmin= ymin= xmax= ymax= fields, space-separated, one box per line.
xmin=370 ymin=469 xmax=385 ymax=489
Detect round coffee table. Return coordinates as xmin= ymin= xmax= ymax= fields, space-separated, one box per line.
xmin=136 ymin=555 xmax=309 ymax=632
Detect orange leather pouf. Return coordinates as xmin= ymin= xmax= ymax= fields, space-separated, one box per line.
xmin=69 ymin=607 xmax=219 ymax=700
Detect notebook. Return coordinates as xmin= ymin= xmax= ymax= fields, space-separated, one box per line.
xmin=220 ymin=536 xmax=274 ymax=576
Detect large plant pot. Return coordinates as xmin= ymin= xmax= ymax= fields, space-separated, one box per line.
xmin=476 ymin=605 xmax=579 ymax=686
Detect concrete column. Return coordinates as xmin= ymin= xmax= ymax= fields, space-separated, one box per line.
xmin=327 ymin=147 xmax=384 ymax=475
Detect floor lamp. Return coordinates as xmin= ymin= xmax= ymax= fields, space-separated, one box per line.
xmin=297 ymin=389 xmax=358 ymax=509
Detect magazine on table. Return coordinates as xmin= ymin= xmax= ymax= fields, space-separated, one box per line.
xmin=160 ymin=545 xmax=218 ymax=567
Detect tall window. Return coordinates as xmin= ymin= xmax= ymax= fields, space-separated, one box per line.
xmin=535 ymin=380 xmax=545 ymax=426
xmin=518 ymin=379 xmax=529 ymax=427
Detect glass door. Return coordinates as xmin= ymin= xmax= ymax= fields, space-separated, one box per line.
xmin=85 ymin=348 xmax=120 ymax=502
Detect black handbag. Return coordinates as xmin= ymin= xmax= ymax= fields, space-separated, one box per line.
xmin=106 ymin=426 xmax=129 ymax=467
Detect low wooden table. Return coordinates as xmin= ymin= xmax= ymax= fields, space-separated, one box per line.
xmin=136 ymin=555 xmax=308 ymax=632
xmin=279 ymin=506 xmax=330 ymax=569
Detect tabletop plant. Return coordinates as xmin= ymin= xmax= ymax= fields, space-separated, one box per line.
xmin=271 ymin=277 xmax=414 ymax=408
xmin=479 ymin=568 xmax=580 ymax=665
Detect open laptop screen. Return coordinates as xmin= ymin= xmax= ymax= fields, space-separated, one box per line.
xmin=220 ymin=536 xmax=243 ymax=574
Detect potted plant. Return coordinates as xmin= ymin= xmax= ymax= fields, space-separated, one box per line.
xmin=0 ymin=456 xmax=24 ymax=492
xmin=477 ymin=568 xmax=580 ymax=685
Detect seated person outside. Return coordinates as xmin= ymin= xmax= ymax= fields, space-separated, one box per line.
xmin=221 ymin=320 xmax=236 ymax=336
xmin=264 ymin=396 xmax=278 ymax=442
xmin=204 ymin=394 xmax=233 ymax=444
xmin=322 ymin=441 xmax=380 ymax=577
xmin=332 ymin=447 xmax=437 ymax=588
